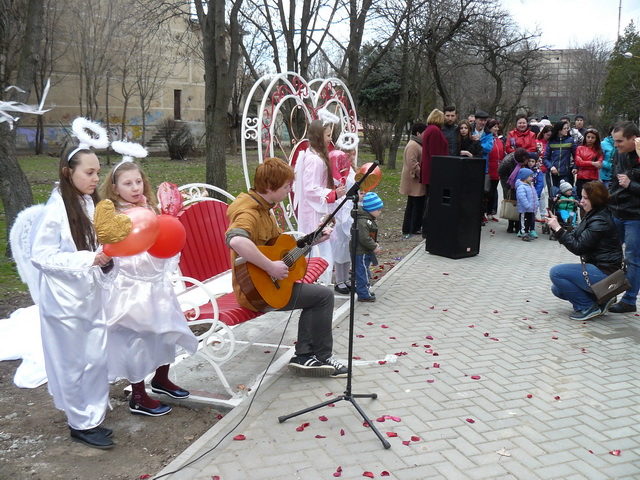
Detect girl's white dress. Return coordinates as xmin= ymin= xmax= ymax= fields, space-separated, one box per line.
xmin=293 ymin=148 xmax=335 ymax=285
xmin=103 ymin=206 xmax=198 ymax=384
xmin=30 ymin=188 xmax=110 ymax=430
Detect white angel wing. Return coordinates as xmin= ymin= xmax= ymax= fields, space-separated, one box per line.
xmin=9 ymin=205 xmax=46 ymax=305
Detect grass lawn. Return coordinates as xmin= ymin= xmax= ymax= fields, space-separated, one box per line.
xmin=0 ymin=151 xmax=403 ymax=298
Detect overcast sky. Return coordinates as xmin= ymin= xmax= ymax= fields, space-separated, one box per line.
xmin=500 ymin=0 xmax=640 ymax=50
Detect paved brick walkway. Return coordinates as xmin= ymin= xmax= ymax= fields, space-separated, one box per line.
xmin=156 ymin=223 xmax=640 ymax=480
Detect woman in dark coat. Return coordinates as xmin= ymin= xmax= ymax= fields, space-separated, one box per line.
xmin=547 ymin=181 xmax=623 ymax=321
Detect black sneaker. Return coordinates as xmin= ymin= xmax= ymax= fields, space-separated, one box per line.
xmin=334 ymin=283 xmax=350 ymax=295
xmin=320 ymin=357 xmax=349 ymax=378
xmin=569 ymin=304 xmax=602 ymax=321
xmin=288 ymin=355 xmax=335 ymax=377
xmin=608 ymin=301 xmax=637 ymax=313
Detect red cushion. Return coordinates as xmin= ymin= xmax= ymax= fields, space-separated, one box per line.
xmin=186 ymin=292 xmax=261 ymax=327
xmin=299 ymin=257 xmax=329 ymax=284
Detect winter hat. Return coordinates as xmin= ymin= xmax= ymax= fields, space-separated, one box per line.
xmin=559 ymin=180 xmax=573 ymax=194
xmin=517 ymin=168 xmax=534 ymax=181
xmin=362 ymin=192 xmax=384 ymax=212
xmin=474 ymin=110 xmax=489 ymax=119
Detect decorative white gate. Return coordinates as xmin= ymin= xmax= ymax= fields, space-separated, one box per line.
xmin=240 ymin=72 xmax=358 ymax=230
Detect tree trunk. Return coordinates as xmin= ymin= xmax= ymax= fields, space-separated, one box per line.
xmin=0 ymin=0 xmax=44 ymax=257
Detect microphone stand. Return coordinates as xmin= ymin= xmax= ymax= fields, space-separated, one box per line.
xmin=278 ymin=161 xmax=391 ymax=450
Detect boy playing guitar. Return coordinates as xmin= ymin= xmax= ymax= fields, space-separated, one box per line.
xmin=226 ymin=157 xmax=348 ymax=378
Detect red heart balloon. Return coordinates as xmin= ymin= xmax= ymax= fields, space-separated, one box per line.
xmin=103 ymin=207 xmax=159 ymax=257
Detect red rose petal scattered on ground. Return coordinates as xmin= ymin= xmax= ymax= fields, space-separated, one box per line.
xmin=367 ymin=322 xmax=373 ymax=325
xmin=493 ymin=310 xmax=499 ymax=313
xmin=466 ymin=418 xmax=475 ymax=423
xmin=429 ymin=306 xmax=435 ymax=310
xmin=469 ymin=324 xmax=475 ymax=328
xmin=326 ymin=392 xmax=333 ymax=396
xmin=411 ymin=436 xmax=420 ymax=442
xmin=356 ymin=334 xmax=365 ymax=338
xmin=424 ymin=344 xmax=431 ymax=348
xmin=554 ymin=396 xmax=561 ymax=401
xmin=378 ymin=360 xmax=387 ymax=365
xmin=363 ymin=472 xmax=375 ymax=478
xmin=394 ymin=369 xmax=399 ymax=373
xmin=443 ymin=309 xmax=448 ymax=311
xmin=389 ymin=416 xmax=401 ymax=422
xmin=588 ymin=450 xmax=594 ymax=454
xmin=433 ymin=352 xmax=439 ymax=356
xmin=610 ymin=450 xmax=621 ymax=456
xmin=411 ymin=343 xmax=419 ymax=347
xmin=381 ymin=472 xmax=390 ymax=477
xmin=484 ymin=332 xmax=489 ymax=337
xmin=541 ymin=310 xmax=549 ymax=314
xmin=316 ymin=435 xmax=326 ymax=438
xmin=233 ymin=434 xmax=246 ymax=440
xmin=425 ymin=349 xmax=433 ymax=354
xmin=427 ymin=379 xmax=435 ymax=383
xmin=389 ymin=336 xmax=396 ymax=339
xmin=217 ymin=414 xmax=224 ymax=419
xmin=381 ymin=325 xmax=389 ymax=328
xmin=490 ymin=337 xmax=500 ymax=341
xmin=402 ymin=440 xmax=411 ymax=446
xmin=443 ymin=272 xmax=449 ymax=275
xmin=319 ymin=416 xmax=328 ymax=421
xmin=386 ymin=432 xmax=398 ymax=437
xmin=212 ymin=476 xmax=220 ymax=480
xmin=328 ymin=403 xmax=335 ymax=407
xmin=552 ymin=336 xmax=558 ymax=340
xmin=426 ymin=335 xmax=434 ymax=340
xmin=377 ymin=417 xmax=386 ymax=422
xmin=527 ymin=394 xmax=533 ymax=398
xmin=295 ymin=423 xmax=310 ymax=432
xmin=363 ymin=421 xmax=370 ymax=427
xmin=333 ymin=466 xmax=343 ymax=477
xmin=340 ymin=429 xmax=345 ymax=436
xmin=433 ymin=363 xmax=440 ymax=368
xmin=471 ymin=375 xmax=481 ymax=380
xmin=528 ymin=325 xmax=533 ymax=329
xmin=139 ymin=476 xmax=151 ymax=479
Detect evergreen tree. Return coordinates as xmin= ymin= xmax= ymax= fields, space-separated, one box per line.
xmin=601 ymin=21 xmax=640 ymax=125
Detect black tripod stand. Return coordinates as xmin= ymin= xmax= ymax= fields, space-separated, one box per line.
xmin=278 ymin=162 xmax=391 ymax=449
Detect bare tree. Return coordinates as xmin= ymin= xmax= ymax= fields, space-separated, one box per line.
xmin=0 ymin=0 xmax=44 ymax=256
xmin=70 ymin=0 xmax=125 ymax=119
xmin=34 ymin=0 xmax=70 ymax=154
xmin=133 ymin=29 xmax=174 ymax=146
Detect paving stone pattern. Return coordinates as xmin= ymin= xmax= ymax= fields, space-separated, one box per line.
xmin=157 ymin=223 xmax=640 ymax=480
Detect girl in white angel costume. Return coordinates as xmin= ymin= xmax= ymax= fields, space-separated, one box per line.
xmin=294 ymin=115 xmax=347 ymax=285
xmin=30 ymin=121 xmax=115 ymax=449
xmin=329 ymin=133 xmax=358 ymax=294
xmin=99 ymin=145 xmax=197 ymax=417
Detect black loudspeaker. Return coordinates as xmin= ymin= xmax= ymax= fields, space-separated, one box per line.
xmin=426 ymin=156 xmax=485 ymax=259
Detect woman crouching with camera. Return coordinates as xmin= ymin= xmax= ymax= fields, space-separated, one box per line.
xmin=547 ymin=181 xmax=623 ymax=321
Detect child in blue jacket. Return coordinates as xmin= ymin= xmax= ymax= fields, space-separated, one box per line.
xmin=516 ymin=168 xmax=538 ymax=241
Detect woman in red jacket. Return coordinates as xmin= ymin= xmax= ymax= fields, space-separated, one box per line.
xmin=420 ymin=108 xmax=449 ymax=235
xmin=575 ymin=128 xmax=603 ymax=201
xmin=506 ymin=114 xmax=537 ymax=155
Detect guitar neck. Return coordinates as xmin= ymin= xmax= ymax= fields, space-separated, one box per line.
xmin=282 ymin=243 xmax=311 ymax=267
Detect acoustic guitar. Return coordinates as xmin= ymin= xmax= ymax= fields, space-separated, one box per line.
xmin=233 ymin=234 xmax=312 ymax=312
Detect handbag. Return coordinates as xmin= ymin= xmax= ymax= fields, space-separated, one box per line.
xmin=499 ymin=190 xmax=519 ymax=221
xmin=580 ymin=258 xmax=630 ymax=304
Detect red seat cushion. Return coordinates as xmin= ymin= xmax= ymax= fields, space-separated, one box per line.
xmin=186 ymin=292 xmax=261 ymax=327
xmin=299 ymin=257 xmax=329 ymax=284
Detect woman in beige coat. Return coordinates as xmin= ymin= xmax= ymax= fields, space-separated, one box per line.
xmin=400 ymin=123 xmax=427 ymax=237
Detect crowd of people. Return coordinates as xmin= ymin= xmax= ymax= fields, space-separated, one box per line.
xmin=18 ymin=106 xmax=640 ymax=453
xmin=399 ymin=107 xmax=640 ymax=321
